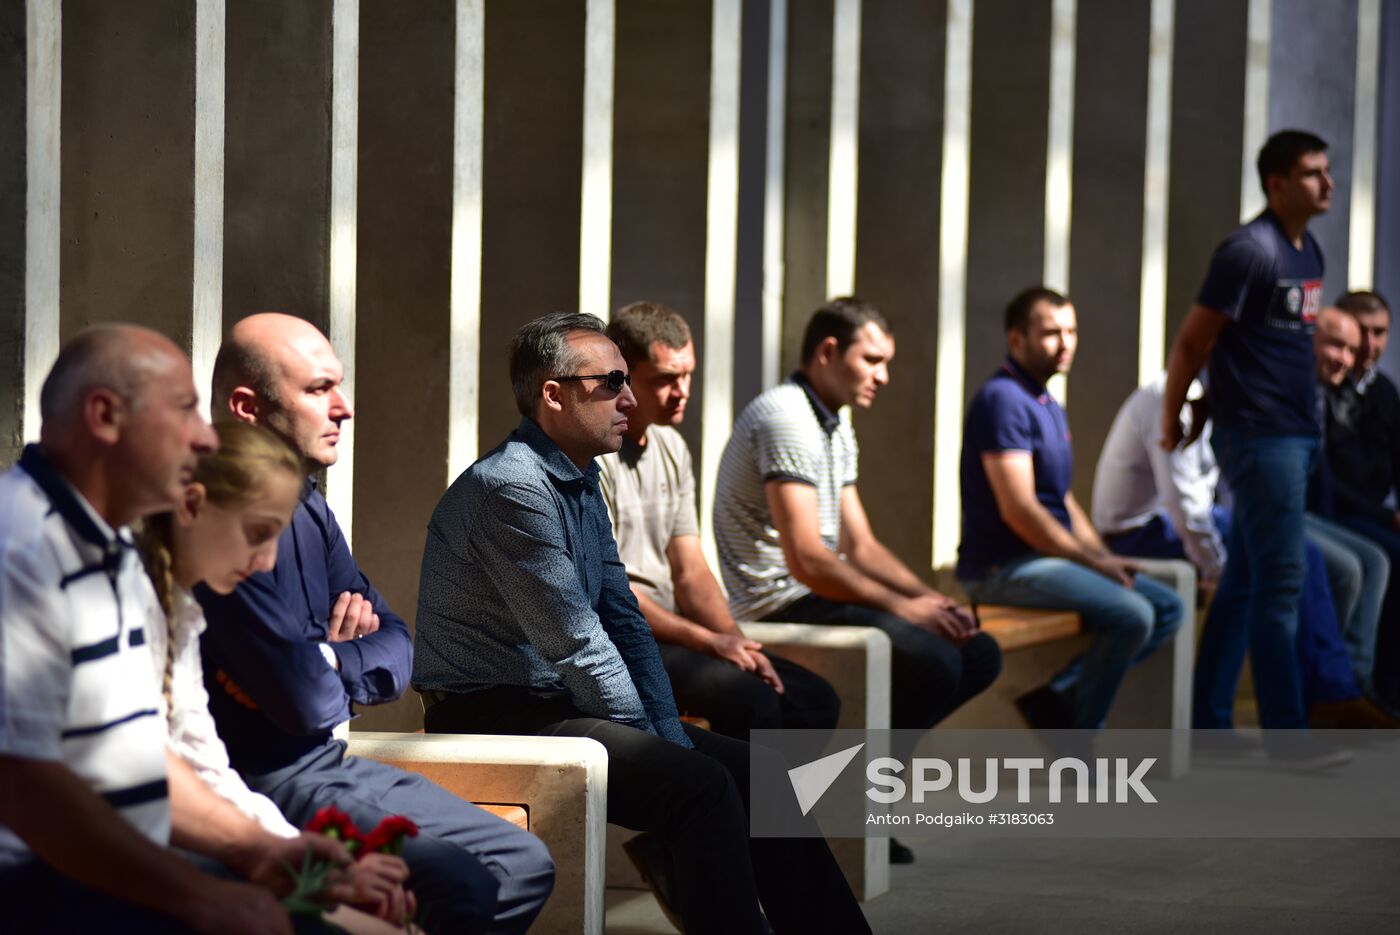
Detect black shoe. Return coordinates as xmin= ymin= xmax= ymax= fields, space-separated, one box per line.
xmin=889 ymin=837 xmax=915 ymax=864
xmin=1015 ymin=685 xmax=1072 ymax=730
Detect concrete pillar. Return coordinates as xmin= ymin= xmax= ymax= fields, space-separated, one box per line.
xmin=963 ymin=0 xmax=1052 ymax=405
xmin=223 ymin=0 xmax=334 ymax=330
xmin=477 ymin=0 xmax=585 ymax=454
xmin=1067 ymin=0 xmax=1151 ymax=503
xmin=610 ymin=0 xmax=712 ymax=460
xmin=851 ymin=0 xmax=947 ymax=573
xmin=350 ymin=0 xmax=456 ymax=732
xmin=1164 ymin=0 xmax=1248 ymax=343
xmin=60 ymin=0 xmax=195 ymax=345
xmin=779 ymin=0 xmax=834 ymax=375
xmin=1 ymin=2 xmax=26 ymax=464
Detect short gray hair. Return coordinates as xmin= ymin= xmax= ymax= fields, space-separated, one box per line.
xmin=509 ymin=313 xmax=607 ymax=418
xmin=39 ymin=324 xmax=169 ymax=428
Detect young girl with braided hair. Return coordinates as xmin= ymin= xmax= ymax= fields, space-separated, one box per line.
xmin=139 ymin=421 xmax=415 ymax=933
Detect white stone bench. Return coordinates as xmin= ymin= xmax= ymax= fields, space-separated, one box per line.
xmin=346 ymin=731 xmax=608 ymax=935
xmin=606 ymin=623 xmax=894 ymax=903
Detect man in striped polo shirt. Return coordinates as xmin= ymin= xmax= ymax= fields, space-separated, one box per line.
xmin=1 ymin=325 xmax=349 ymax=932
xmin=714 ymin=299 xmax=1003 ymax=836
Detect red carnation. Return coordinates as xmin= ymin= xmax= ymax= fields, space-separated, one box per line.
xmin=305 ymin=805 xmax=363 ymax=855
xmin=361 ymin=815 xmax=420 ymax=855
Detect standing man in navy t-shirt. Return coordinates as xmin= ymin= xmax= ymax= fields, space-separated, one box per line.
xmin=1161 ymin=129 xmax=1347 ymax=767
xmin=958 ymin=288 xmax=1183 ymax=730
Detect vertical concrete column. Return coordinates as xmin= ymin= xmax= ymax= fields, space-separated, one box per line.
xmin=850 ymin=0 xmax=947 ymax=573
xmin=1376 ymin=0 xmax=1400 ymax=380
xmin=350 ymin=0 xmax=456 ymax=732
xmin=1163 ymin=0 xmax=1247 ymax=344
xmin=1 ymin=2 xmax=27 ymax=463
xmin=610 ymin=0 xmax=712 ymax=459
xmin=963 ymin=0 xmax=1052 ymax=403
xmin=477 ymin=0 xmax=585 ymax=453
xmin=1269 ymin=0 xmax=1357 ymax=302
xmin=1066 ymin=0 xmax=1151 ymax=503
xmin=60 ymin=0 xmax=195 ymax=345
xmin=222 ymin=0 xmax=334 ymax=330
xmin=731 ymin=0 xmax=774 ymax=411
xmin=779 ymin=0 xmax=834 ymax=375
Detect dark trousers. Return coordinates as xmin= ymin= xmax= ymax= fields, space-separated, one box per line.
xmin=246 ymin=740 xmax=555 ymax=935
xmin=1337 ymin=514 xmax=1400 ymax=706
xmin=660 ymin=644 xmax=841 ymax=739
xmin=763 ymin=593 xmax=1002 ymax=734
xmin=424 ymin=685 xmax=870 ymax=935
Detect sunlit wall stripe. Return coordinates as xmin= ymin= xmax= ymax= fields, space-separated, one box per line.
xmin=1043 ymin=0 xmax=1075 ymax=294
xmin=761 ymin=0 xmax=787 ymax=390
xmin=1348 ymin=0 xmax=1380 ymax=289
xmin=701 ymin=0 xmax=742 ymax=569
xmin=580 ymin=0 xmax=614 ymax=321
xmin=192 ymin=0 xmax=224 ymax=405
xmin=448 ymin=0 xmax=484 ymax=481
xmin=932 ymin=0 xmax=973 ymax=569
xmin=1240 ymin=0 xmax=1271 ymax=221
xmin=23 ymin=0 xmax=60 ymax=444
xmin=1043 ymin=0 xmax=1075 ymax=407
xmin=327 ymin=0 xmax=358 ymax=546
xmin=825 ymin=0 xmax=860 ymax=298
xmin=1138 ymin=0 xmax=1173 ymax=385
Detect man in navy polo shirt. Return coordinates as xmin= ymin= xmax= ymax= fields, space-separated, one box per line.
xmin=1161 ymin=130 xmax=1346 ymax=767
xmin=958 ymin=287 xmax=1183 ymax=730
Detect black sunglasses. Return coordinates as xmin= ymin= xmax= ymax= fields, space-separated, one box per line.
xmin=553 ymin=370 xmax=632 ymax=393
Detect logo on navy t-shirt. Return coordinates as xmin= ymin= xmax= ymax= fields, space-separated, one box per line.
xmin=1266 ymin=277 xmax=1323 ymax=332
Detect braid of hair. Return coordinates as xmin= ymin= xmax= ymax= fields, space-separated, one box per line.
xmin=136 ymin=515 xmax=179 ymax=721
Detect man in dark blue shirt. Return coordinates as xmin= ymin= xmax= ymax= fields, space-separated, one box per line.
xmin=414 ymin=313 xmax=868 ymax=935
xmin=958 ymin=288 xmax=1182 ymax=730
xmin=1162 ymin=129 xmax=1348 ymax=768
xmin=199 ymin=313 xmax=554 ymax=934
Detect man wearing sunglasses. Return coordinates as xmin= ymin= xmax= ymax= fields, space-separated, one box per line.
xmin=413 ymin=312 xmax=868 ymax=935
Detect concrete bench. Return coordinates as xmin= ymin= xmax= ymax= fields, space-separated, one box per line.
xmin=346 ymin=731 xmax=608 ymax=935
xmin=607 ymin=623 xmax=894 ymax=903
xmin=944 ymin=558 xmax=1196 ymax=775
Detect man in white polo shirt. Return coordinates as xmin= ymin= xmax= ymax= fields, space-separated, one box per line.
xmin=0 ymin=325 xmax=348 ymax=932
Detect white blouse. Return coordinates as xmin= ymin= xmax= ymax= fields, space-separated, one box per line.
xmin=149 ymin=587 xmax=300 ymax=839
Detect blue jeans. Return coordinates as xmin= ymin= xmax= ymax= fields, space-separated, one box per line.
xmin=961 ymin=557 xmax=1183 ymax=728
xmin=1196 ymin=425 xmax=1315 ymax=729
xmin=1304 ymin=513 xmax=1388 ymax=693
xmin=1107 ymin=509 xmax=1359 ymax=709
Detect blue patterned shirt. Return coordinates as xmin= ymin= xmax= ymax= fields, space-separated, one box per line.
xmin=414 ymin=417 xmax=691 ymax=748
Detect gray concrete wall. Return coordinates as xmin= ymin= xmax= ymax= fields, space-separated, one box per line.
xmin=610 ymin=0 xmax=712 ymax=465
xmin=963 ymin=0 xmax=1050 ymax=402
xmin=1164 ymin=0 xmax=1248 ymax=346
xmin=779 ymin=0 xmax=834 ymax=377
xmin=351 ymin=0 xmax=456 ymax=732
xmin=1066 ymin=0 xmax=1151 ymax=504
xmin=223 ymin=0 xmax=333 ymax=331
xmin=850 ymin=0 xmax=947 ymax=575
xmin=477 ymin=0 xmax=585 ymax=455
xmin=1 ymin=2 xmax=25 ymax=465
xmin=60 ymin=0 xmax=195 ymax=347
xmin=1378 ymin=0 xmax=1400 ymax=382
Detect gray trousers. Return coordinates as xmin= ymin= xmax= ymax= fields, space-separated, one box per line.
xmin=248 ymin=739 xmax=554 ymax=935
